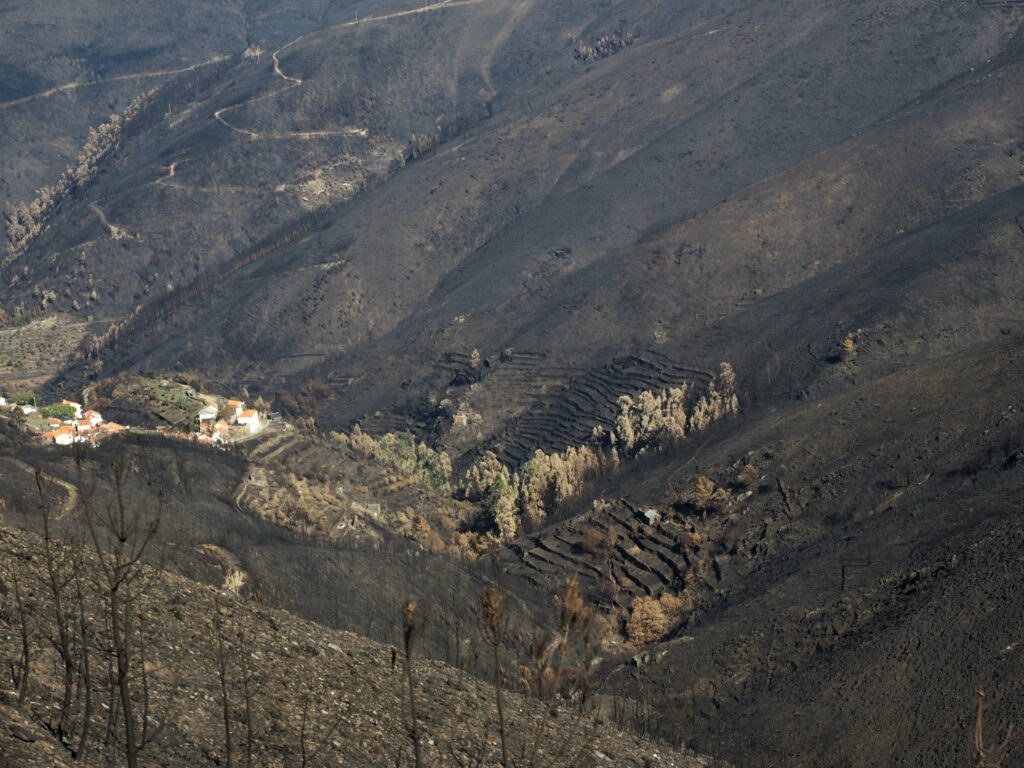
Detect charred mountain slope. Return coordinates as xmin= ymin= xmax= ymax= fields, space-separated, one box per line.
xmin=3 ymin=2 xmax=1024 ymax=765
xmin=17 ymin=1 xmax=1020 ymax=440
xmin=0 ymin=526 xmax=707 ymax=767
xmin=505 ymin=338 xmax=1024 ymax=767
xmin=0 ymin=432 xmax=508 ymax=667
xmin=0 ymin=0 xmax=247 ymax=204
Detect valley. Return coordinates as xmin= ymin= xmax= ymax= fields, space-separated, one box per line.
xmin=1 ymin=0 xmax=1024 ymax=765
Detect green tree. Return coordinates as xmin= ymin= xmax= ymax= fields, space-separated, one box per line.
xmin=41 ymin=404 xmax=78 ymax=420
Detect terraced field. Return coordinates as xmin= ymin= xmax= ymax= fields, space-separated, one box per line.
xmin=485 ymin=354 xmax=714 ymax=467
xmin=239 ymin=426 xmax=472 ymax=545
xmin=412 ymin=349 xmax=718 ymax=468
xmin=502 ymin=498 xmax=732 ymax=616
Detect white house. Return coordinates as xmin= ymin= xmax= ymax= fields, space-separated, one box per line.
xmin=83 ymin=409 xmax=103 ymax=426
xmin=226 ymin=399 xmax=245 ymax=418
xmin=61 ymin=400 xmax=83 ymax=419
xmin=236 ymin=409 xmax=261 ymax=434
xmin=0 ymin=395 xmax=6 ymax=407
xmin=197 ymin=404 xmax=219 ymax=423
xmin=19 ymin=404 xmax=37 ymax=415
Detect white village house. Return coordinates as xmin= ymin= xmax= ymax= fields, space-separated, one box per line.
xmin=197 ymin=404 xmax=219 ymax=423
xmin=236 ymin=409 xmax=261 ymax=434
xmin=61 ymin=400 xmax=84 ymax=419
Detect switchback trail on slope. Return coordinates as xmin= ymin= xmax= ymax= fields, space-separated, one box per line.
xmin=213 ymin=0 xmax=487 ymax=141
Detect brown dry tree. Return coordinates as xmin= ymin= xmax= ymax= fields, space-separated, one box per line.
xmin=214 ymin=602 xmax=234 ymax=768
xmin=402 ymin=597 xmax=427 ymax=768
xmin=479 ymin=583 xmax=509 ymax=767
xmin=7 ymin=567 xmax=31 ymax=708
xmin=33 ymin=469 xmax=93 ymax=757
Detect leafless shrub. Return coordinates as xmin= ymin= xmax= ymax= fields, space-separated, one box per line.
xmin=33 ymin=469 xmax=92 ymax=755
xmin=76 ymin=449 xmax=163 ymax=768
xmin=6 ymin=568 xmax=31 ymax=708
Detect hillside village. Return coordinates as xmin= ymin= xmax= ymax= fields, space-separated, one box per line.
xmin=0 ymin=379 xmax=267 ymax=447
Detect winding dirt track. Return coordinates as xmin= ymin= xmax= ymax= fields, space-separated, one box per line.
xmin=154 ymin=160 xmax=262 ymax=194
xmin=0 ymin=56 xmax=229 ymax=111
xmin=0 ymin=0 xmax=485 ymax=120
xmin=283 ymin=0 xmax=489 ymax=54
xmin=272 ymin=50 xmax=302 ymax=86
xmin=214 ymin=0 xmax=487 ymax=141
xmin=0 ymin=458 xmax=79 ymax=519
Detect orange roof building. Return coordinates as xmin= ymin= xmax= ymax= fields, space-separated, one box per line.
xmin=42 ymin=425 xmax=76 ymax=446
xmin=236 ymin=409 xmax=261 ymax=435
